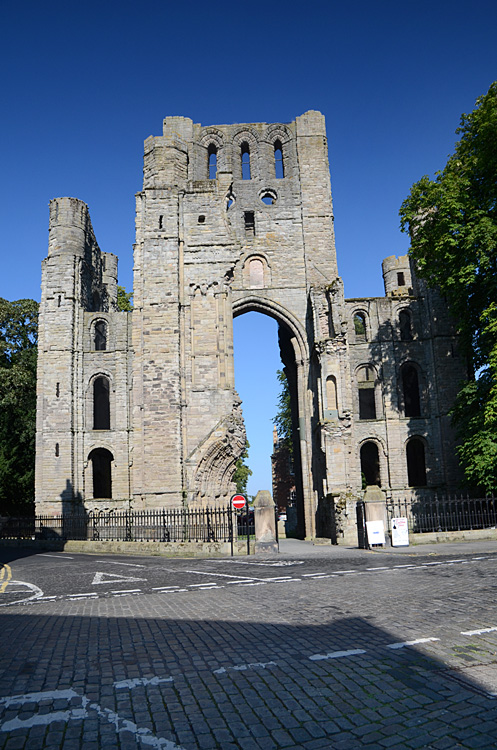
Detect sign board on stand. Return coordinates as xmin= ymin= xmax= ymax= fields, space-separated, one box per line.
xmin=391 ymin=517 xmax=409 ymax=547
xmin=365 ymin=520 xmax=386 ymax=546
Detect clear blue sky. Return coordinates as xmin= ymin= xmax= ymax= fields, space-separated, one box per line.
xmin=1 ymin=0 xmax=496 ymax=496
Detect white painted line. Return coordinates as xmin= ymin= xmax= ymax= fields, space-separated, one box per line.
xmin=92 ymin=571 xmax=146 ymax=585
xmin=424 ymin=562 xmax=444 ymax=565
xmin=472 ymin=557 xmax=487 ymax=560
xmin=263 ymin=576 xmax=293 ymax=581
xmin=0 ymin=688 xmax=79 ymax=707
xmin=393 ymin=564 xmax=417 ymax=568
xmin=461 ymin=627 xmax=497 ymax=636
xmin=168 ymin=588 xmax=188 ymax=593
xmin=386 ymin=637 xmax=440 ymax=649
xmin=39 ymin=554 xmax=74 ymax=559
xmin=110 ymin=589 xmax=142 ymax=594
xmin=67 ymin=592 xmax=97 ymax=598
xmin=190 ymin=582 xmax=219 ymax=587
xmin=151 ymin=586 xmax=180 ymax=590
xmin=302 ymin=573 xmax=326 ymax=577
xmin=37 ymin=596 xmax=57 ymax=601
xmin=240 ymin=582 xmax=267 ymax=586
xmin=95 ymin=560 xmax=146 ymax=568
xmin=114 ymin=676 xmax=173 ymax=689
xmin=213 ymin=661 xmax=277 ymax=674
xmin=0 ymin=580 xmax=44 ymax=607
xmin=226 ymin=580 xmax=255 ymax=585
xmin=333 ymin=570 xmax=356 ymax=574
xmin=309 ymin=649 xmax=367 ymax=661
xmin=366 ymin=566 xmax=390 ymax=571
xmin=273 ymin=578 xmax=302 ymax=583
xmin=184 ymin=569 xmax=260 ymax=581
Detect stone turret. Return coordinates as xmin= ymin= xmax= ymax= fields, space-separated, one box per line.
xmin=382 ymin=254 xmax=413 ymax=296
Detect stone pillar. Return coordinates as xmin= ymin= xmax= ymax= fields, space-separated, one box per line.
xmin=254 ymin=490 xmax=278 ymax=554
xmin=363 ymin=485 xmax=390 ymax=546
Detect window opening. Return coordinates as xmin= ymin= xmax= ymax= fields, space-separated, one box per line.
xmin=274 ymin=140 xmax=284 ymax=179
xmin=55 ymin=443 xmax=59 ymax=457
xmin=90 ymin=448 xmax=113 ymax=499
xmin=159 ymin=215 xmax=163 ymax=229
xmin=244 ymin=211 xmax=255 ymax=236
xmin=93 ymin=376 xmax=110 ymax=430
xmin=260 ymin=190 xmax=277 ymax=205
xmin=397 ymin=272 xmax=406 ymax=286
xmin=94 ymin=321 xmax=107 ymax=351
xmin=57 ymin=295 xmax=61 ymax=308
xmin=241 ymin=142 xmax=251 ymax=180
xmin=399 ymin=310 xmax=413 ymax=341
xmin=198 ymin=215 xmax=205 ymax=224
xmin=358 ymin=365 xmax=376 ymax=420
xmin=56 ymin=382 xmax=60 ymax=398
xmin=406 ymin=438 xmax=427 ymax=486
xmin=402 ymin=364 xmax=421 ymax=417
xmin=360 ymin=442 xmax=380 ymax=487
xmin=208 ymin=144 xmax=217 ymax=179
xmin=354 ymin=312 xmax=367 ymax=342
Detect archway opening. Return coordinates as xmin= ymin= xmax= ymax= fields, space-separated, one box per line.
xmin=233 ymin=309 xmax=306 ymax=538
xmin=89 ymin=448 xmax=113 ymax=499
xmin=360 ymin=441 xmax=380 ymax=487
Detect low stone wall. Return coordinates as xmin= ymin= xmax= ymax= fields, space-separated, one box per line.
xmin=407 ymin=528 xmax=497 ymax=545
xmin=0 ymin=539 xmax=255 ymax=557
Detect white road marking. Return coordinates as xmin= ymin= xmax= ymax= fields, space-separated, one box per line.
xmin=114 ymin=676 xmax=173 ymax=689
xmin=309 ymin=649 xmax=367 ymax=661
xmin=92 ymin=571 xmax=146 ymax=585
xmin=263 ymin=576 xmax=293 ymax=581
xmin=333 ymin=570 xmax=356 ymax=574
xmin=461 ymin=627 xmax=497 ymax=636
xmin=95 ymin=560 xmax=146 ymax=568
xmin=152 ymin=586 xmax=180 ymax=591
xmin=0 ymin=580 xmax=44 ymax=607
xmin=0 ymin=688 xmax=185 ymax=749
xmin=386 ymin=638 xmax=440 ymax=649
xmin=184 ymin=569 xmax=259 ymax=581
xmin=213 ymin=661 xmax=277 ymax=674
xmin=68 ymin=592 xmax=97 ymax=598
xmin=190 ymin=582 xmax=219 ymax=587
xmin=366 ymin=566 xmax=390 ymax=571
xmin=110 ymin=589 xmax=142 ymax=594
xmin=39 ymin=554 xmax=74 ymax=559
xmin=211 ymin=560 xmax=303 ymax=566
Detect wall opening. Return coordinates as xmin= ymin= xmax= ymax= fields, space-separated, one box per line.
xmin=354 ymin=312 xmax=367 ymax=342
xmin=399 ymin=310 xmax=413 ymax=341
xmin=406 ymin=438 xmax=427 ymax=486
xmin=358 ymin=365 xmax=376 ymax=420
xmin=241 ymin=142 xmax=251 ymax=180
xmin=402 ymin=364 xmax=421 ymax=417
xmin=208 ymin=144 xmax=217 ymax=179
xmin=89 ymin=447 xmax=113 ymax=498
xmin=93 ymin=376 xmax=110 ymax=430
xmin=274 ymin=140 xmax=284 ymax=178
xmin=94 ymin=320 xmax=107 ymax=351
xmin=360 ymin=441 xmax=380 ymax=487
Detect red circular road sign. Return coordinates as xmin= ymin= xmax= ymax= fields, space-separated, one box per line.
xmin=231 ymin=494 xmax=246 ymax=509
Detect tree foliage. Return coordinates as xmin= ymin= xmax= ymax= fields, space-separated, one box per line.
xmin=273 ymin=369 xmax=293 ymax=456
xmin=0 ymin=298 xmax=39 ymax=513
xmin=117 ymin=285 xmax=133 ymax=312
xmin=232 ymin=440 xmax=252 ymax=495
xmin=400 ymin=81 xmax=497 ymax=492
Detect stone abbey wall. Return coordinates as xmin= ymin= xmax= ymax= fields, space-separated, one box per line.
xmin=35 ymin=112 xmax=465 ymax=540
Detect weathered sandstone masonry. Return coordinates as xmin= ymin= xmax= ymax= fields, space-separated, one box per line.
xmin=35 ymin=112 xmax=465 ymax=540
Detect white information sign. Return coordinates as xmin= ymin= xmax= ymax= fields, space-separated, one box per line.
xmin=365 ymin=520 xmax=386 ymax=546
xmin=391 ymin=517 xmax=409 ymax=547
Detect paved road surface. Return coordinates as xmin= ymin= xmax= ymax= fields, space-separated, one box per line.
xmin=1 ymin=539 xmax=497 ymax=748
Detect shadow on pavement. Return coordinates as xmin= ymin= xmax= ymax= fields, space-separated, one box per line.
xmin=0 ymin=609 xmax=496 ymax=748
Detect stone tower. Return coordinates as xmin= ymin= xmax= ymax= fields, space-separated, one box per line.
xmin=35 ymin=111 xmax=465 ymax=541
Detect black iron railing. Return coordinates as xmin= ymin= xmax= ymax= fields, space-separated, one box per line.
xmin=386 ymin=495 xmax=497 ymax=534
xmin=0 ymin=506 xmax=235 ymax=543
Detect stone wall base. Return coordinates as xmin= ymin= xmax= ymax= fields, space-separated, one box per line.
xmin=0 ymin=539 xmax=255 ymax=557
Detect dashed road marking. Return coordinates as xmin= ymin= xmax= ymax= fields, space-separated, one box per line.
xmin=0 ymin=580 xmax=43 ymax=607
xmin=387 ymin=637 xmax=440 ymax=649
xmin=213 ymin=661 xmax=277 ymax=674
xmin=114 ymin=676 xmax=173 ymax=689
xmin=461 ymin=627 xmax=497 ymax=636
xmin=92 ymin=571 xmax=146 ymax=585
xmin=309 ymin=649 xmax=367 ymax=661
xmin=39 ymin=554 xmax=74 ymax=559
xmin=95 ymin=560 xmax=146 ymax=568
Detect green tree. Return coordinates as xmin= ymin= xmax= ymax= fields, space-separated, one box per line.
xmin=232 ymin=440 xmax=252 ymax=495
xmin=273 ymin=369 xmax=293 ymax=455
xmin=117 ymin=285 xmax=133 ymax=312
xmin=400 ymin=81 xmax=497 ymax=492
xmin=0 ymin=298 xmax=39 ymax=514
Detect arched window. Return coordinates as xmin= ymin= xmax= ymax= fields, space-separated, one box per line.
xmin=89 ymin=448 xmax=113 ymax=498
xmin=406 ymin=438 xmax=427 ymax=486
xmin=274 ymin=140 xmax=284 ymax=178
xmin=326 ymin=375 xmax=338 ymax=411
xmin=94 ymin=320 xmax=107 ymax=351
xmin=241 ymin=142 xmax=251 ymax=180
xmin=399 ymin=310 xmax=413 ymax=341
xmin=354 ymin=312 xmax=367 ymax=342
xmin=93 ymin=376 xmax=110 ymax=430
xmin=249 ymin=258 xmax=264 ymax=288
xmin=361 ymin=442 xmax=380 ymax=487
xmin=358 ymin=365 xmax=376 ymax=420
xmin=402 ymin=364 xmax=421 ymax=417
xmin=208 ymin=144 xmax=217 ymax=179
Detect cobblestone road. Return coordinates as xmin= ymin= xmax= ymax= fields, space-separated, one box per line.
xmin=1 ymin=541 xmax=497 ymax=749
